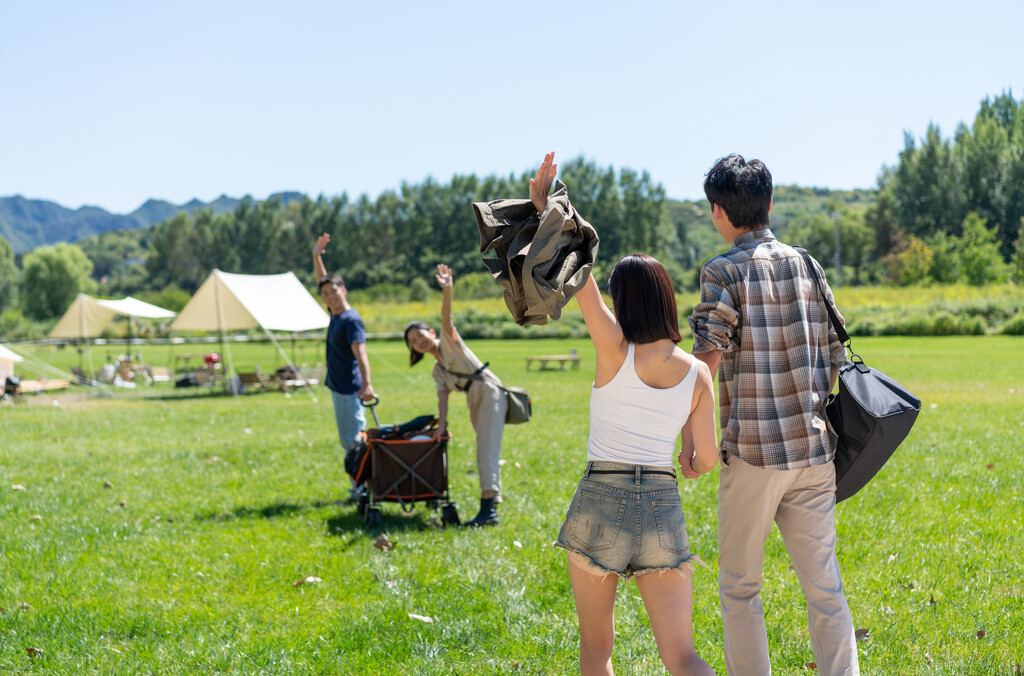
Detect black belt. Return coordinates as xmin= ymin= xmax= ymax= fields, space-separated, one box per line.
xmin=588 ymin=469 xmax=676 ymax=478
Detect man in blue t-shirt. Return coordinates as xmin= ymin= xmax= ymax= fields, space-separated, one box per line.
xmin=313 ymin=234 xmax=375 ymax=463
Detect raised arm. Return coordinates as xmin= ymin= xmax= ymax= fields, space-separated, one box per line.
xmin=575 ymin=273 xmax=623 ymax=357
xmin=312 ymin=233 xmax=330 ymax=284
xmin=436 ymin=264 xmax=454 ymax=336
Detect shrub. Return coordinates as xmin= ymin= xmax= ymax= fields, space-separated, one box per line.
xmin=1001 ymin=313 xmax=1024 ymax=335
xmin=408 ymin=277 xmax=431 ymax=303
xmin=457 ymin=272 xmax=505 ymax=300
xmin=930 ymin=311 xmax=959 ymax=335
xmin=957 ymin=315 xmax=987 ymax=335
xmin=846 ymin=317 xmax=879 ymax=336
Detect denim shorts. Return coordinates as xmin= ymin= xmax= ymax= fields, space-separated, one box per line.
xmin=554 ymin=461 xmax=696 ymax=579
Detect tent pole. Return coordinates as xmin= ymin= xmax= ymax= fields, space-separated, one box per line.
xmin=265 ymin=328 xmax=317 ymax=402
xmin=214 ymin=275 xmax=238 ymax=398
xmin=80 ymin=297 xmax=96 ymax=380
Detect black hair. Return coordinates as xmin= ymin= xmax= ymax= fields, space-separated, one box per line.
xmin=607 ymin=254 xmax=681 ymax=344
xmin=403 ymin=320 xmax=432 ymax=366
xmin=318 ymin=273 xmax=345 ymax=291
xmin=703 ymin=154 xmax=773 ymax=230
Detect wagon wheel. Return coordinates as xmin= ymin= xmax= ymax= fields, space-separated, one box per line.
xmin=365 ymin=507 xmax=382 ymax=529
xmin=441 ymin=503 xmax=461 ymax=527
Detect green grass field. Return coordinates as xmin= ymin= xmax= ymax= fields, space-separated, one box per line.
xmin=1 ymin=336 xmax=1022 ymax=674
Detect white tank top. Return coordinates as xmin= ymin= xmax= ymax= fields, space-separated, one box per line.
xmin=587 ymin=343 xmax=698 ymax=467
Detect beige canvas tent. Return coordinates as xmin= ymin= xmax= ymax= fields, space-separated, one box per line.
xmin=171 ymin=270 xmax=329 ymax=333
xmin=170 ymin=270 xmax=329 ymax=397
xmin=0 ymin=344 xmax=24 ymax=384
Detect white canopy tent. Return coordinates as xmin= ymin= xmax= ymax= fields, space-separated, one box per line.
xmin=48 ymin=294 xmax=178 ymax=380
xmin=170 ymin=270 xmax=329 ymax=397
xmin=50 ymin=294 xmax=177 ymax=339
xmin=0 ymin=344 xmax=24 ymax=384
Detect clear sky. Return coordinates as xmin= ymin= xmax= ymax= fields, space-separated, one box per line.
xmin=1 ymin=0 xmax=1021 ymax=214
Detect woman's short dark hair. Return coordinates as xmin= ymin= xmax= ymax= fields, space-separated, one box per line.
xmin=703 ymin=154 xmax=773 ymax=230
xmin=608 ymin=254 xmax=681 ymax=344
xmin=403 ymin=320 xmax=432 ymax=366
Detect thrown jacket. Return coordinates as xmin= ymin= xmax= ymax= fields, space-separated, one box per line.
xmin=472 ymin=180 xmax=599 ymax=326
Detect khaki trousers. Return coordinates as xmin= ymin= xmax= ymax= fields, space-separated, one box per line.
xmin=467 ymin=380 xmax=507 ymax=494
xmin=718 ymin=456 xmax=859 ymax=676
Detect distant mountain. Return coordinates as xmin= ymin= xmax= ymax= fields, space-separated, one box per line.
xmin=0 ymin=191 xmax=305 ymax=253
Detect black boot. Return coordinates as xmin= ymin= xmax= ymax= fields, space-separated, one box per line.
xmin=464 ymin=497 xmax=499 ymax=527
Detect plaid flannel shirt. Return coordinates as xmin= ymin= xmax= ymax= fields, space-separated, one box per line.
xmin=689 ymin=229 xmax=847 ymax=470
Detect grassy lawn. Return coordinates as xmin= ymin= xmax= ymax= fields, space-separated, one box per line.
xmin=1 ymin=336 xmax=1021 ymax=674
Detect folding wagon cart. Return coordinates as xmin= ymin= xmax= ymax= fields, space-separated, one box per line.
xmin=345 ymin=398 xmax=460 ymax=529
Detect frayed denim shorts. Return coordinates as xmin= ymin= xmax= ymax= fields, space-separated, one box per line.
xmin=554 ymin=461 xmax=697 ymax=579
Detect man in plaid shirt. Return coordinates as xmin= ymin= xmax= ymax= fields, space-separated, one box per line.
xmin=687 ymin=155 xmax=859 ymax=675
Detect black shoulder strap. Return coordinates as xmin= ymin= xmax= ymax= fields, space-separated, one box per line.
xmin=438 ymin=361 xmax=490 ymax=382
xmin=796 ymin=249 xmax=850 ymax=346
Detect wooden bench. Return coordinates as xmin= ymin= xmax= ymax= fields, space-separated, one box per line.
xmin=525 ymin=355 xmax=581 ymax=371
xmin=15 ymin=379 xmax=71 ymax=393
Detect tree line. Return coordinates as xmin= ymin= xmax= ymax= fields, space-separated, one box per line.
xmin=2 ymin=95 xmax=1024 ymax=332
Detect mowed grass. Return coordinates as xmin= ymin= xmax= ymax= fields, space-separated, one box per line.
xmin=1 ymin=336 xmax=1022 ymax=674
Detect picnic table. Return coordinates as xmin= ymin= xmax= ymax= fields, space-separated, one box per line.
xmin=525 ymin=354 xmax=581 ymax=371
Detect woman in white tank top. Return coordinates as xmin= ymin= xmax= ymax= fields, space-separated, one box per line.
xmin=532 ymin=153 xmax=720 ymax=676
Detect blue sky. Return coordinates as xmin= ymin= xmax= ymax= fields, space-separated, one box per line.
xmin=1 ymin=0 xmax=1021 ymax=214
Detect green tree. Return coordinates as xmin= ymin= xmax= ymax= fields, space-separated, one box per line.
xmin=787 ymin=202 xmax=873 ymax=285
xmin=894 ymin=235 xmax=933 ymax=285
xmin=878 ymin=92 xmax=1024 ymax=258
xmin=20 ymin=243 xmax=96 ymax=320
xmin=926 ymin=231 xmax=961 ymax=284
xmin=0 ymin=235 xmax=18 ymax=313
xmin=146 ymin=212 xmax=202 ymax=291
xmin=959 ymin=212 xmax=1008 ymax=285
xmin=1012 ymin=221 xmax=1024 ymax=283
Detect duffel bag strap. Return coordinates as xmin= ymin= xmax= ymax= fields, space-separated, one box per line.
xmin=796 ymin=249 xmax=853 ymax=355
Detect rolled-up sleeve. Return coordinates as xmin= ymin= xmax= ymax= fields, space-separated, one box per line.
xmin=689 ymin=265 xmax=740 ymax=355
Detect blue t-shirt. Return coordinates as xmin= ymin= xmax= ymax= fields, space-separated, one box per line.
xmin=324 ymin=308 xmax=365 ymax=394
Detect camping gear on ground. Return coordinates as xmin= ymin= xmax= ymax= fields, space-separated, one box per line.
xmin=3 ymin=376 xmax=20 ymax=400
xmin=170 ymin=269 xmax=330 ymax=399
xmin=799 ymin=250 xmax=922 ymax=502
xmin=345 ymin=397 xmax=460 ymax=529
xmin=440 ymin=363 xmax=532 ymax=425
xmin=48 ymin=293 xmax=177 ymax=384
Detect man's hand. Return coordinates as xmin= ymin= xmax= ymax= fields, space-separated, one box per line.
xmin=435 ymin=263 xmax=454 ymax=290
xmin=431 ymin=424 xmax=447 ymax=441
xmin=358 ymin=382 xmax=376 ymax=402
xmin=679 ymin=450 xmax=701 ymax=480
xmin=530 ymin=151 xmax=557 ymax=215
xmin=313 ymin=233 xmax=330 ymax=255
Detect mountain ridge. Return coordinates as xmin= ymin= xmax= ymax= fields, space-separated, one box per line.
xmin=0 ymin=192 xmax=305 ymax=253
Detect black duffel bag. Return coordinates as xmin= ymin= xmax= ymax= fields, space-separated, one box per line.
xmin=799 ymin=251 xmax=922 ymax=502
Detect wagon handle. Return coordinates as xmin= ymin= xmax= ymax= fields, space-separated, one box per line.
xmin=361 ymin=395 xmax=381 ymax=427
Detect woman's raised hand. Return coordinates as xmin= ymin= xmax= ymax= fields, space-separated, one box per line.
xmin=435 ymin=263 xmax=454 ymax=289
xmin=530 ymin=151 xmax=557 ymax=215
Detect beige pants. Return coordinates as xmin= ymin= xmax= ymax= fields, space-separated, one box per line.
xmin=467 ymin=380 xmax=507 ymax=494
xmin=718 ymin=456 xmax=859 ymax=676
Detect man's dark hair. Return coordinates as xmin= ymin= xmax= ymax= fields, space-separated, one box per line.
xmin=404 ymin=320 xmax=432 ymax=366
xmin=608 ymin=254 xmax=681 ymax=344
xmin=704 ymin=154 xmax=773 ymax=230
xmin=318 ymin=273 xmax=345 ymax=291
